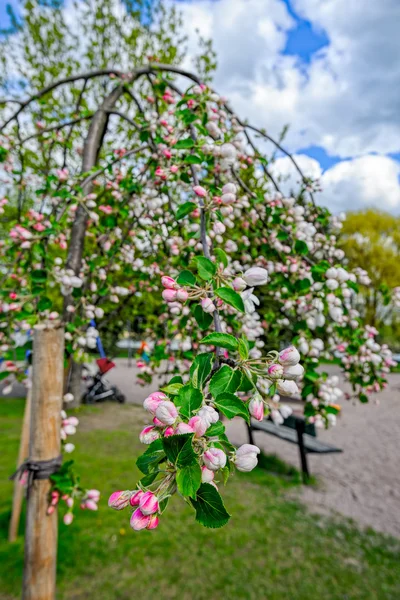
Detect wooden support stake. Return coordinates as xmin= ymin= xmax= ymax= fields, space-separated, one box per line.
xmin=8 ymin=384 xmax=32 ymax=542
xmin=22 ymin=323 xmax=64 ymax=600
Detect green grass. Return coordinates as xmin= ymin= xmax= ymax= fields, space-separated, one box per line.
xmin=1 ymin=399 xmax=400 ymax=600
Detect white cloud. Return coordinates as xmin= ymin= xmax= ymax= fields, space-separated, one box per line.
xmin=271 ymin=154 xmax=400 ymax=214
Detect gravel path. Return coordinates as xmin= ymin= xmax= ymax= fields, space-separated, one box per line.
xmin=108 ymin=360 xmax=400 ymax=537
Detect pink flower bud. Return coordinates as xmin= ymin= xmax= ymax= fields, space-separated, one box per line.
xmin=213 ymin=222 xmax=226 ymax=234
xmin=203 ymin=447 xmax=227 ymax=471
xmin=155 ymin=400 xmax=178 ymax=425
xmin=282 ymin=364 xmax=304 ymax=380
xmin=188 ymin=416 xmax=207 ymax=437
xmin=278 ymin=346 xmax=300 ymax=366
xmin=140 ymin=425 xmax=161 ymax=444
xmin=201 ymin=297 xmax=216 ymax=313
xmin=249 ymin=395 xmax=264 ymax=421
xmin=85 ymin=499 xmax=98 ymax=511
xmin=162 ymin=289 xmax=177 ymax=302
xmin=222 ymin=183 xmax=237 ymax=195
xmin=47 ymin=505 xmax=55 ymax=515
xmin=268 ymin=363 xmax=284 ymax=379
xmin=201 ymin=465 xmax=215 ymax=483
xmin=147 ymin=513 xmax=159 ymax=530
xmin=139 ymin=491 xmax=159 ymax=515
xmin=164 ymin=426 xmax=175 ymax=437
xmin=108 ymin=490 xmax=131 ymax=510
xmin=86 ymin=489 xmax=100 ymax=501
xmin=63 ymin=512 xmax=74 ymax=525
xmin=232 ymin=277 xmax=247 ymax=291
xmin=235 ymin=444 xmax=260 ymax=472
xmin=193 ymin=185 xmax=207 ymax=197
xmin=161 ymin=276 xmax=177 ymax=289
xmin=175 ymin=422 xmax=194 ymax=435
xmin=130 ymin=507 xmax=151 ymax=531
xmin=130 ymin=490 xmax=144 ymax=506
xmin=143 ymin=392 xmax=167 ymax=414
xmin=176 ymin=289 xmax=188 ymax=302
xmin=221 ymin=192 xmax=236 ymax=205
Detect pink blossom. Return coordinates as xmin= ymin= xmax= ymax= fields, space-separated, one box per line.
xmin=203 ymin=447 xmax=227 ymax=471
xmin=249 ymin=395 xmax=264 ymax=421
xmin=164 ymin=426 xmax=175 ymax=437
xmin=162 ymin=289 xmax=177 ymax=302
xmin=147 ymin=514 xmax=159 ymax=530
xmin=193 ymin=185 xmax=207 ymax=197
xmin=175 ymin=422 xmax=194 ymax=435
xmin=235 ymin=444 xmax=260 ymax=472
xmin=201 ymin=298 xmax=216 ymax=313
xmin=170 ymin=165 xmax=179 ymax=173
xmin=63 ymin=513 xmax=74 ymax=525
xmin=278 ymin=346 xmax=300 ymax=366
xmin=201 ymin=465 xmax=215 ymax=483
xmin=108 ymin=490 xmax=131 ymax=510
xmin=139 ymin=491 xmax=159 ymax=515
xmin=161 ymin=276 xmax=177 ymax=289
xmin=143 ymin=392 xmax=167 ymax=414
xmin=99 ymin=205 xmax=112 ymax=214
xmin=155 ymin=400 xmax=178 ymax=425
xmin=130 ymin=507 xmax=151 ymax=531
xmin=140 ymin=425 xmax=160 ymax=444
xmin=188 ymin=416 xmax=207 ymax=437
xmin=130 ymin=490 xmax=145 ymax=506
xmin=268 ymin=363 xmax=284 ymax=379
xmin=176 ymin=289 xmax=188 ymax=302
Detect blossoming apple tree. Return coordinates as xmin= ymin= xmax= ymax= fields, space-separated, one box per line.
xmin=0 ymin=59 xmax=396 ymax=528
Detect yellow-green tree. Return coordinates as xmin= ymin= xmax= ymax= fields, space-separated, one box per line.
xmin=339 ymin=209 xmax=400 ymax=346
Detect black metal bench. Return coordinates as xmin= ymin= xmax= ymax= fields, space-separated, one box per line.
xmin=247 ymin=414 xmax=342 ymax=482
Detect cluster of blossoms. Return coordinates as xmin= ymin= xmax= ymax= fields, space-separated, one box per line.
xmin=0 ymin=65 xmax=397 ymax=528
xmin=48 ymin=488 xmax=99 ymax=525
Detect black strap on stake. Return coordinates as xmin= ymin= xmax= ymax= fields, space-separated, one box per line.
xmin=10 ymin=455 xmax=63 ymax=489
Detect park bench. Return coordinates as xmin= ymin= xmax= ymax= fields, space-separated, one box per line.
xmin=247 ymin=414 xmax=342 ymax=482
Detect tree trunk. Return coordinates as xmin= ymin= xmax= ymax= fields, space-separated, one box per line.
xmin=22 ymin=323 xmax=64 ymax=600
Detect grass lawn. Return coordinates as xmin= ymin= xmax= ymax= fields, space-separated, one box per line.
xmin=1 ymin=398 xmax=400 ymax=600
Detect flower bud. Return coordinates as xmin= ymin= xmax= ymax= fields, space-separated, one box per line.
xmin=162 ymin=289 xmax=177 ymax=302
xmin=143 ymin=392 xmax=167 ymax=414
xmin=176 ymin=289 xmax=189 ymax=302
xmin=161 ymin=276 xmax=177 ymax=289
xmin=164 ymin=426 xmax=175 ymax=437
xmin=130 ymin=507 xmax=151 ymax=531
xmin=63 ymin=512 xmax=74 ymax=525
xmin=282 ymin=364 xmax=304 ymax=380
xmin=221 ymin=192 xmax=236 ymax=205
xmin=203 ymin=447 xmax=227 ymax=471
xmin=201 ymin=465 xmax=215 ymax=483
xmin=140 ymin=425 xmax=160 ymax=444
xmin=63 ymin=393 xmax=74 ymax=403
xmin=278 ymin=346 xmax=300 ymax=366
xmin=108 ymin=490 xmax=131 ymax=510
xmin=175 ymin=422 xmax=194 ymax=435
xmin=147 ymin=513 xmax=159 ymax=530
xmin=249 ymin=395 xmax=264 ymax=421
xmin=155 ymin=400 xmax=178 ymax=425
xmin=268 ymin=363 xmax=284 ymax=379
xmin=130 ymin=490 xmax=144 ymax=507
xmin=235 ymin=444 xmax=260 ymax=472
xmin=243 ymin=267 xmax=269 ymax=286
xmin=232 ymin=277 xmax=247 ymax=291
xmin=139 ymin=491 xmax=159 ymax=515
xmin=193 ymin=185 xmax=207 ymax=197
xmin=222 ymin=183 xmax=237 ymax=195
xmin=198 ymin=405 xmax=219 ymax=427
xmin=188 ymin=415 xmax=207 ymax=437
xmin=276 ymin=380 xmax=299 ymax=396
xmin=201 ymin=298 xmax=216 ymax=313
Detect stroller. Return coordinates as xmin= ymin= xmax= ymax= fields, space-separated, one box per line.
xmin=82 ymin=321 xmax=126 ymax=404
xmin=82 ymin=357 xmax=126 ymax=404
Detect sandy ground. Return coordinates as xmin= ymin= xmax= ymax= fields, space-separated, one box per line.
xmin=106 ymin=360 xmax=400 ymax=538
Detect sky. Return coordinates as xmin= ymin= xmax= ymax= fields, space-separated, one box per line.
xmin=1 ymin=0 xmax=400 ymax=213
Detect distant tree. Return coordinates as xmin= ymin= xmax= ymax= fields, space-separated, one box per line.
xmin=339 ymin=209 xmax=400 ymax=338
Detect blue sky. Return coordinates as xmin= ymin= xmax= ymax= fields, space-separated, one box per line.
xmin=1 ymin=0 xmax=399 ymax=212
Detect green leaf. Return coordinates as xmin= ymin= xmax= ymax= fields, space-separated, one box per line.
xmin=190 ymin=352 xmax=214 ymax=389
xmin=193 ymin=305 xmax=213 ymax=330
xmin=174 ymin=138 xmax=195 ymax=149
xmin=213 ymin=392 xmax=249 ymax=423
xmin=162 ymin=434 xmax=197 ymax=467
xmin=177 ymin=270 xmax=196 ymax=286
xmin=196 ymin=257 xmax=216 ymax=281
xmin=31 ymin=269 xmax=47 ymax=283
xmin=189 ymin=483 xmax=231 ymax=528
xmin=161 ymin=383 xmax=183 ymax=395
xmin=136 ymin=439 xmax=165 ymax=474
xmin=37 ymin=296 xmax=52 ymax=312
xmin=238 ymin=337 xmax=249 ymax=361
xmin=140 ymin=472 xmax=159 ymax=487
xmin=0 ymin=371 xmax=10 ymax=381
xmin=176 ymin=202 xmax=197 ymax=220
xmin=296 ymin=278 xmax=311 ymax=293
xmin=201 ymin=333 xmax=238 ymax=352
xmin=176 ymin=383 xmax=203 ymax=418
xmin=176 ymin=463 xmax=202 ymax=498
xmin=305 ymin=370 xmax=320 ymax=383
xmin=214 ymin=287 xmax=245 ymax=313
xmin=359 ymin=393 xmax=369 ymax=403
xmin=206 ymin=421 xmax=225 ymax=437
xmin=214 ymin=248 xmax=228 ymax=268
xmin=209 ymin=366 xmax=242 ymax=398
xmin=184 ymin=154 xmax=203 ymax=164
xmin=295 ymin=240 xmax=309 ymax=255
